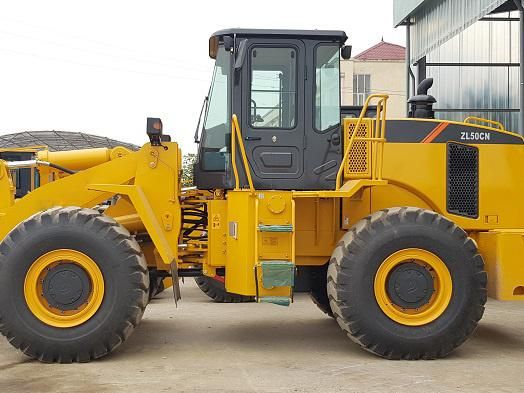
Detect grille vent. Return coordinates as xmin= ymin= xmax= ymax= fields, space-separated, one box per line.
xmin=447 ymin=142 xmax=479 ymax=218
xmin=344 ymin=119 xmax=371 ymax=178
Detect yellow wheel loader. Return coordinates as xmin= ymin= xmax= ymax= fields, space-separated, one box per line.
xmin=0 ymin=29 xmax=522 ymax=362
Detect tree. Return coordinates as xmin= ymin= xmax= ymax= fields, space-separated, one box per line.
xmin=181 ymin=153 xmax=197 ymax=187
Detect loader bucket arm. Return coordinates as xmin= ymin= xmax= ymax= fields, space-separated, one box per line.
xmin=0 ymin=142 xmax=182 ymax=265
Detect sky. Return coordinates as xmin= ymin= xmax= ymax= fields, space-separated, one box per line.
xmin=0 ymin=0 xmax=404 ymax=153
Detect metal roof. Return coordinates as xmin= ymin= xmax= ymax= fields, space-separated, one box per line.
xmin=393 ymin=0 xmax=429 ymax=26
xmin=0 ymin=131 xmax=139 ymax=152
xmin=211 ymin=28 xmax=348 ymax=43
xmin=353 ymin=40 xmax=405 ymax=61
xmin=394 ymin=0 xmax=510 ymax=62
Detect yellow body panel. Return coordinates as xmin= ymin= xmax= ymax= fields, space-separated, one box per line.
xmin=477 ymin=231 xmax=524 ymax=300
xmin=207 ymin=199 xmax=227 ymax=267
xmin=224 ymin=191 xmax=256 ymax=295
xmin=294 ymin=198 xmax=340 ymax=264
xmin=377 ymin=143 xmax=524 ymax=230
xmin=223 ymin=190 xmax=295 ymax=298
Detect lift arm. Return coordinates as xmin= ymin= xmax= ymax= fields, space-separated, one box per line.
xmin=0 ymin=143 xmax=182 ymax=266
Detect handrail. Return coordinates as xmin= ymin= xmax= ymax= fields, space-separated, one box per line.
xmin=231 ymin=114 xmax=255 ymax=192
xmin=335 ymin=94 xmax=389 ymax=190
xmin=464 ymin=116 xmax=505 ymax=131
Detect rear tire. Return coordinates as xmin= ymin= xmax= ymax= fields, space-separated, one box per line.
xmin=310 ymin=264 xmax=334 ymax=317
xmin=148 ymin=269 xmax=166 ymax=301
xmin=310 ymin=291 xmax=333 ymax=317
xmin=327 ymin=207 xmax=487 ymax=359
xmin=195 ymin=276 xmax=254 ymax=303
xmin=0 ymin=207 xmax=148 ymax=363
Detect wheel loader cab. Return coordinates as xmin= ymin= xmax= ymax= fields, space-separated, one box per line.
xmin=194 ymin=29 xmax=349 ymax=190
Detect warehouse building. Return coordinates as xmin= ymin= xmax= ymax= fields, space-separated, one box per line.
xmin=394 ymin=0 xmax=523 ymax=133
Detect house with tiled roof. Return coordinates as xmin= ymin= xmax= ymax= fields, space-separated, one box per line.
xmin=341 ymin=39 xmax=407 ymax=117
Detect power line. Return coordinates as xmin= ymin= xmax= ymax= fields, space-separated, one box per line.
xmin=0 ymin=15 xmax=207 ymax=66
xmin=0 ymin=29 xmax=211 ymax=73
xmin=0 ymin=46 xmax=211 ymax=83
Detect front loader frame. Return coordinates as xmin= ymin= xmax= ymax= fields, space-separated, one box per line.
xmin=0 ymin=143 xmax=183 ymax=275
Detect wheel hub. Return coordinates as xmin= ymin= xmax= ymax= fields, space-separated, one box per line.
xmin=386 ymin=262 xmax=434 ymax=309
xmin=42 ymin=263 xmax=91 ymax=311
xmin=374 ymin=248 xmax=453 ymax=326
xmin=25 ymin=248 xmax=105 ymax=328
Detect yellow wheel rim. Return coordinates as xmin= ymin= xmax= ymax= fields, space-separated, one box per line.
xmin=374 ymin=248 xmax=452 ymax=326
xmin=24 ymin=249 xmax=105 ymax=328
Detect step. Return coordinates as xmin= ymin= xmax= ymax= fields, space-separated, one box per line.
xmin=260 ymin=260 xmax=295 ymax=288
xmin=258 ymin=224 xmax=293 ymax=232
xmin=259 ymin=296 xmax=291 ymax=306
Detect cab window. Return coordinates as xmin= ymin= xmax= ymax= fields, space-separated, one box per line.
xmin=250 ymin=47 xmax=297 ymax=129
xmin=201 ymin=47 xmax=230 ymax=171
xmin=314 ymin=45 xmax=340 ymax=132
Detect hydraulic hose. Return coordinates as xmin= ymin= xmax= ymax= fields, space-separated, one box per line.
xmin=6 ymin=159 xmax=77 ymax=174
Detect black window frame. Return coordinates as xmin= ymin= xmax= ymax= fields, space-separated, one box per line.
xmin=313 ymin=42 xmax=341 ymax=134
xmin=248 ymin=44 xmax=299 ymax=131
xmin=352 ymin=73 xmax=371 ymax=106
xmin=199 ymin=44 xmax=232 ymax=172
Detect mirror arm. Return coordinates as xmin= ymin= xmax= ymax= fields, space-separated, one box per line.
xmin=223 ymin=35 xmax=234 ymax=52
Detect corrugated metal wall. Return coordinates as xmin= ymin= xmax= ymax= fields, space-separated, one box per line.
xmin=426 ymin=11 xmax=519 ymax=131
xmin=410 ymin=0 xmax=507 ymax=63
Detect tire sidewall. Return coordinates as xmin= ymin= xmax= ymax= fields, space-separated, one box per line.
xmin=334 ymin=210 xmax=485 ymax=355
xmin=0 ymin=213 xmax=145 ymax=357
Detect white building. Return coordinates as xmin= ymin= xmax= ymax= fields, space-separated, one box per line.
xmin=341 ymin=40 xmax=407 ymax=118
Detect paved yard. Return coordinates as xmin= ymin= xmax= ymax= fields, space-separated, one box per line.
xmin=1 ymin=280 xmax=524 ymax=393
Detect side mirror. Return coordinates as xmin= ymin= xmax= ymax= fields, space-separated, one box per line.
xmin=223 ymin=36 xmax=234 ymax=52
xmin=234 ymin=39 xmax=247 ymax=70
xmin=341 ymin=45 xmax=352 ymax=60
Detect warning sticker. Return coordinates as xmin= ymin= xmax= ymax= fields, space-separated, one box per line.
xmin=262 ymin=237 xmax=278 ymax=246
xmin=211 ymin=213 xmax=221 ymax=229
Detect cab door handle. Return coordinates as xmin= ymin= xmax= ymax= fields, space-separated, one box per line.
xmin=244 ymin=136 xmax=261 ymax=141
xmin=330 ymin=133 xmax=341 ymax=146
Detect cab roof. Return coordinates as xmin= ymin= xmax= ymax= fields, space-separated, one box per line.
xmin=211 ymin=28 xmax=348 ymax=43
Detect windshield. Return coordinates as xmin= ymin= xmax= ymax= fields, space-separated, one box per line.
xmin=201 ymin=46 xmax=230 ymax=171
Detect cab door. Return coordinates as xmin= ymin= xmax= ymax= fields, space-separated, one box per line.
xmin=303 ymin=43 xmax=343 ymax=190
xmin=240 ymin=40 xmax=305 ymax=189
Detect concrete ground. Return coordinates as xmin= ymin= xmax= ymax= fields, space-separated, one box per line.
xmin=1 ymin=281 xmax=524 ymax=393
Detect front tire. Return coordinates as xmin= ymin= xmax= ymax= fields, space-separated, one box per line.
xmin=327 ymin=207 xmax=487 ymax=359
xmin=0 ymin=207 xmax=148 ymax=363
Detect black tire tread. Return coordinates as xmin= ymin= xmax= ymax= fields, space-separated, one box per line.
xmin=310 ymin=291 xmax=334 ymax=318
xmin=327 ymin=207 xmax=487 ymax=360
xmin=0 ymin=207 xmax=149 ymax=363
xmin=309 ymin=263 xmax=334 ymax=318
xmin=194 ymin=276 xmax=254 ymax=303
